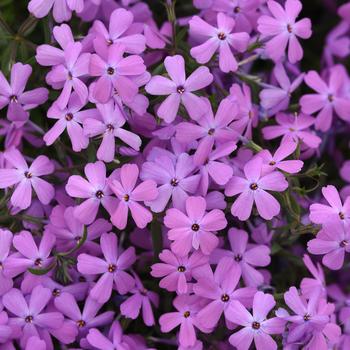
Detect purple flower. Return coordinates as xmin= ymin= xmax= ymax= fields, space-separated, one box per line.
xmin=89 ymin=43 xmax=146 ymax=104
xmin=151 ymin=249 xmax=209 ymax=294
xmin=228 ymin=291 xmax=285 ymax=350
xmin=189 ymin=13 xmax=250 ymax=72
xmin=145 ymin=55 xmax=213 ymax=123
xmin=83 ymin=101 xmax=141 ymax=162
xmin=3 ymin=285 xmax=64 ymax=348
xmin=225 ymin=156 xmax=288 ymax=220
xmin=77 ymin=232 xmax=136 ymax=303
xmin=0 ymin=230 xmax=14 ymax=296
xmin=65 ymin=161 xmax=118 ymax=224
xmin=0 ymin=310 xmax=12 ymax=344
xmin=0 ymin=148 xmax=55 ymax=210
xmin=258 ymin=0 xmax=312 ymax=63
xmin=193 ymin=257 xmax=256 ymax=328
xmin=0 ymin=63 xmax=48 ymax=122
xmin=300 ymin=65 xmax=350 ymax=131
xmin=25 ymin=336 xmax=46 ymax=350
xmin=109 ymin=163 xmax=158 ymax=229
xmin=164 ymin=196 xmax=227 ymax=256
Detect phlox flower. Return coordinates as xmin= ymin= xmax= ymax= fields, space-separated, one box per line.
xmin=145 ymin=55 xmax=213 ymax=123
xmin=257 ymin=0 xmax=312 ymax=63
xmin=228 ymin=291 xmax=285 ymax=350
xmin=164 ymin=196 xmax=227 ymax=256
xmin=109 ymin=163 xmax=158 ymax=229
xmin=25 ymin=337 xmax=46 ymax=350
xmin=0 ymin=230 xmax=14 ymax=296
xmin=0 ymin=148 xmax=55 ymax=210
xmin=189 ymin=12 xmax=250 ymax=72
xmin=225 ymin=156 xmax=288 ymax=220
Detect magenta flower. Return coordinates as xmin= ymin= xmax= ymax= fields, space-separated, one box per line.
xmin=0 ymin=230 xmax=14 ymax=296
xmin=109 ymin=163 xmax=158 ymax=230
xmin=262 ymin=112 xmax=321 ymax=149
xmin=159 ymin=295 xmax=211 ymax=348
xmin=3 ymin=285 xmax=64 ymax=348
xmin=92 ymin=8 xmax=146 ymax=54
xmin=77 ymin=232 xmax=136 ymax=303
xmin=120 ymin=273 xmax=159 ymax=326
xmin=308 ymin=220 xmax=350 ymax=270
xmin=89 ymin=43 xmax=146 ymax=104
xmin=259 ymin=140 xmax=304 ymax=174
xmin=83 ymin=101 xmax=141 ymax=162
xmin=225 ymin=156 xmax=288 ymax=220
xmin=213 ymin=228 xmax=271 ymax=287
xmin=257 ymin=0 xmax=312 ymax=63
xmin=309 ymin=185 xmax=350 ymax=224
xmin=151 ymin=249 xmax=209 ymax=294
xmin=44 ymin=92 xmax=92 ymax=152
xmin=65 ymin=161 xmax=118 ymax=224
xmin=0 ymin=63 xmax=48 ymax=122
xmin=194 ymin=257 xmax=256 ymax=328
xmin=176 ymin=98 xmax=238 ymax=166
xmin=141 ymin=152 xmax=200 ymax=212
xmin=0 ymin=148 xmax=55 ymax=210
xmin=54 ymin=292 xmax=114 ymax=337
xmin=228 ymin=291 xmax=285 ymax=350
xmin=25 ymin=337 xmax=46 ymax=350
xmin=300 ymin=66 xmax=350 ymax=131
xmin=189 ymin=12 xmax=250 ymax=72
xmin=164 ymin=196 xmax=227 ymax=256
xmin=145 ymin=55 xmax=213 ymax=123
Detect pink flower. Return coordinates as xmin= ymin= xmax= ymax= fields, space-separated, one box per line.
xmin=65 ymin=161 xmax=118 ymax=224
xmin=0 ymin=148 xmax=55 ymax=210
xmin=228 ymin=291 xmax=285 ymax=350
xmin=225 ymin=156 xmax=288 ymax=220
xmin=109 ymin=163 xmax=158 ymax=229
xmin=77 ymin=232 xmax=136 ymax=303
xmin=194 ymin=257 xmax=256 ymax=328
xmin=151 ymin=249 xmax=209 ymax=294
xmin=308 ymin=220 xmax=350 ymax=270
xmin=145 ymin=55 xmax=213 ymax=123
xmin=300 ymin=66 xmax=350 ymax=131
xmin=189 ymin=13 xmax=250 ymax=72
xmin=0 ymin=230 xmax=14 ymax=296
xmin=257 ymin=0 xmax=312 ymax=63
xmin=28 ymin=0 xmax=79 ymax=22
xmin=164 ymin=196 xmax=227 ymax=256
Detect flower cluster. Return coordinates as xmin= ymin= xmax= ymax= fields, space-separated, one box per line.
xmin=0 ymin=0 xmax=349 ymax=349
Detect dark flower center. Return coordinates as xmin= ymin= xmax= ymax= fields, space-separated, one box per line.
xmin=124 ymin=194 xmax=130 ymax=202
xmin=339 ymin=212 xmax=345 ymax=220
xmin=208 ymin=128 xmax=215 ymax=135
xmin=107 ymin=39 xmax=113 ymax=45
xmin=77 ymin=319 xmax=86 ymax=328
xmin=34 ymin=258 xmax=42 ymax=266
xmin=68 ymin=72 xmax=73 ymax=80
xmin=65 ymin=113 xmax=73 ymax=121
xmin=328 ymin=94 xmax=334 ymax=102
xmin=106 ymin=124 xmax=114 ymax=131
xmin=183 ymin=311 xmax=190 ymax=318
xmin=177 ymin=265 xmax=186 ymax=272
xmin=234 ymin=6 xmax=241 ymax=13
xmin=252 ymin=321 xmax=260 ymax=329
xmin=24 ymin=171 xmax=32 ymax=179
xmin=250 ymin=183 xmax=258 ymax=190
xmin=287 ymin=24 xmax=293 ymax=33
xmin=108 ymin=264 xmax=116 ymax=273
xmin=340 ymin=240 xmax=348 ymax=248
xmin=221 ymin=294 xmax=230 ymax=302
xmin=170 ymin=178 xmax=179 ymax=187
xmin=75 ymin=236 xmax=82 ymax=244
xmin=107 ymin=67 xmax=115 ymax=75
xmin=25 ymin=315 xmax=33 ymax=323
xmin=234 ymin=254 xmax=242 ymax=262
xmin=177 ymin=86 xmax=185 ymax=94
xmin=10 ymin=95 xmax=18 ymax=102
xmin=269 ymin=160 xmax=276 ymax=166
xmin=95 ymin=190 xmax=104 ymax=199
xmin=303 ymin=314 xmax=311 ymax=321
xmin=52 ymin=288 xmax=61 ymax=297
xmin=191 ymin=224 xmax=200 ymax=231
xmin=0 ymin=262 xmax=3 ymax=270
xmin=217 ymin=32 xmax=226 ymax=40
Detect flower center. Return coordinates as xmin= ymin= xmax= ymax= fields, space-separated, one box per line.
xmin=183 ymin=311 xmax=190 ymax=318
xmin=107 ymin=67 xmax=115 ymax=75
xmin=191 ymin=223 xmax=200 ymax=231
xmin=252 ymin=321 xmax=260 ymax=329
xmin=303 ymin=314 xmax=311 ymax=321
xmin=24 ymin=171 xmax=32 ymax=179
xmin=339 ymin=212 xmax=345 ymax=220
xmin=68 ymin=72 xmax=73 ymax=80
xmin=287 ymin=24 xmax=293 ymax=33
xmin=34 ymin=258 xmax=42 ymax=266
xmin=208 ymin=128 xmax=215 ymax=135
xmin=75 ymin=236 xmax=82 ymax=244
xmin=106 ymin=124 xmax=114 ymax=132
xmin=107 ymin=39 xmax=113 ymax=45
xmin=124 ymin=194 xmax=130 ymax=202
xmin=328 ymin=94 xmax=334 ymax=102
xmin=177 ymin=86 xmax=185 ymax=94
xmin=234 ymin=254 xmax=242 ymax=262
xmin=217 ymin=32 xmax=226 ymax=40
xmin=52 ymin=288 xmax=61 ymax=297
xmin=108 ymin=264 xmax=116 ymax=273
xmin=234 ymin=6 xmax=241 ymax=13
xmin=25 ymin=315 xmax=33 ymax=323
xmin=10 ymin=95 xmax=18 ymax=102
xmin=340 ymin=240 xmax=348 ymax=248
xmin=77 ymin=319 xmax=86 ymax=328
xmin=177 ymin=265 xmax=186 ymax=272
xmin=250 ymin=183 xmax=258 ymax=190
xmin=170 ymin=178 xmax=179 ymax=187
xmin=269 ymin=160 xmax=276 ymax=166
xmin=0 ymin=262 xmax=3 ymax=270
xmin=65 ymin=113 xmax=73 ymax=121
xmin=221 ymin=294 xmax=230 ymax=302
xmin=95 ymin=190 xmax=104 ymax=199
